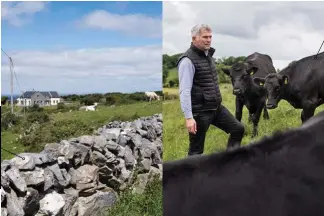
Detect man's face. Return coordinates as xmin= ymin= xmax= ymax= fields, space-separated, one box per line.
xmin=192 ymin=28 xmax=212 ymax=51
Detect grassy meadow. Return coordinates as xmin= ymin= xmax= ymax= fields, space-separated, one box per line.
xmin=163 ymin=84 xmax=324 ymax=161
xmin=1 ymin=100 xmax=163 ymax=216
xmin=1 ymin=101 xmax=161 ymax=160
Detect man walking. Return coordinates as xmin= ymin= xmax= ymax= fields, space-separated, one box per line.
xmin=177 ymin=24 xmax=245 ymax=156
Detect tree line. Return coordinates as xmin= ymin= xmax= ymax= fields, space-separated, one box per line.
xmin=62 ymin=91 xmax=163 ymax=106
xmin=163 ymin=53 xmax=248 ymax=87
xmin=1 ymin=91 xmax=163 ymax=107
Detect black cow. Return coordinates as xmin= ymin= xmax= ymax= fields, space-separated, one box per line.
xmin=253 ymin=51 xmax=324 ymax=123
xmin=163 ymin=111 xmax=324 ymax=216
xmin=223 ymin=52 xmax=277 ymax=137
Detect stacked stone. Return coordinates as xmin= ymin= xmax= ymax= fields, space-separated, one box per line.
xmin=1 ymin=114 xmax=163 ymax=216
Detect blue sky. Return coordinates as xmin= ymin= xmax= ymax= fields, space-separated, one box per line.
xmin=1 ymin=1 xmax=162 ymax=95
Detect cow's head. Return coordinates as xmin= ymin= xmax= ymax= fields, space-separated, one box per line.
xmin=253 ymin=73 xmax=289 ymax=109
xmin=223 ymin=62 xmax=258 ymax=96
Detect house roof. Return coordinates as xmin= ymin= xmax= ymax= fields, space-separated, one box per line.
xmin=19 ymin=91 xmax=60 ymax=99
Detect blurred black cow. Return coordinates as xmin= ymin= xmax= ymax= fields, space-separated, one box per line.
xmin=163 ymin=111 xmax=324 ymax=216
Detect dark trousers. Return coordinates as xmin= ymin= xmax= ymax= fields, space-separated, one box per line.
xmin=188 ymin=104 xmax=245 ymax=155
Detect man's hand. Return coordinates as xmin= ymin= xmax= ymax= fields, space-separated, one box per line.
xmin=186 ymin=118 xmax=197 ymax=134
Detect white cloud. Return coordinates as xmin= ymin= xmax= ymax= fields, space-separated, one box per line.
xmin=1 ymin=45 xmax=162 ymax=94
xmin=163 ymin=1 xmax=324 ymax=70
xmin=1 ymin=1 xmax=47 ymax=26
xmin=79 ymin=10 xmax=162 ymax=38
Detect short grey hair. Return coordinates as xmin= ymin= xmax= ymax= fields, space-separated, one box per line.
xmin=191 ymin=24 xmax=212 ymax=37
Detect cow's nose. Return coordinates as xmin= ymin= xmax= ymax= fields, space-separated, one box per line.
xmin=233 ymin=89 xmax=241 ymax=95
xmin=266 ymin=103 xmax=277 ymax=109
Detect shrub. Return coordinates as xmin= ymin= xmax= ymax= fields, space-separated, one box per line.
xmin=105 ymin=95 xmax=120 ymax=106
xmin=19 ymin=119 xmax=94 ymax=151
xmin=1 ymin=112 xmax=22 ymax=131
xmin=26 ymin=112 xmax=50 ymax=124
xmin=48 ymin=119 xmax=94 ymax=142
xmin=1 ymin=96 xmax=8 ymax=105
xmin=57 ymin=102 xmax=66 ymax=110
xmin=26 ymin=104 xmax=44 ymax=112
xmin=80 ymin=97 xmax=97 ymax=106
xmin=169 ymin=80 xmax=176 ymax=88
xmin=19 ymin=123 xmax=43 ymax=149
xmin=217 ymin=65 xmax=231 ymax=84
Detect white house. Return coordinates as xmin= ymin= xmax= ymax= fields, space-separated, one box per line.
xmin=16 ymin=91 xmax=61 ymax=107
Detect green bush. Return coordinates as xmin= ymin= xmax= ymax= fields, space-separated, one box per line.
xmin=169 ymin=80 xmax=176 ymax=87
xmin=27 ymin=112 xmax=50 ymax=124
xmin=42 ymin=104 xmax=80 ymax=115
xmin=163 ymin=83 xmax=170 ymax=88
xmin=19 ymin=124 xmax=44 ymax=149
xmin=80 ymin=97 xmax=97 ymax=106
xmin=57 ymin=102 xmax=66 ymax=110
xmin=217 ymin=69 xmax=231 ymax=84
xmin=1 ymin=96 xmax=8 ymax=105
xmin=19 ymin=119 xmax=94 ymax=151
xmin=105 ymin=95 xmax=120 ymax=106
xmin=128 ymin=94 xmax=146 ymax=101
xmin=48 ymin=119 xmax=94 ymax=142
xmin=1 ymin=112 xmax=22 ymax=131
xmin=26 ymin=104 xmax=44 ymax=113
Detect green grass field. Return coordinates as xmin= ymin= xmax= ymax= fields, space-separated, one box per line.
xmin=163 ymin=84 xmax=324 ymax=161
xmin=1 ymin=101 xmax=161 ymax=161
xmin=1 ymin=101 xmax=163 ymax=216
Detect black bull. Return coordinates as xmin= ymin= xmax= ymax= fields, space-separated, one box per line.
xmin=163 ymin=111 xmax=324 ymax=216
xmin=223 ymin=52 xmax=277 ymax=137
xmin=253 ymin=51 xmax=324 ymax=123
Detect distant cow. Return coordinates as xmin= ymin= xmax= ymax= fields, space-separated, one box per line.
xmin=253 ymin=51 xmax=324 ymax=123
xmin=223 ymin=52 xmax=276 ymax=137
xmin=145 ymin=91 xmax=160 ymax=102
xmin=163 ymin=111 xmax=324 ymax=216
xmin=85 ymin=102 xmax=98 ymax=111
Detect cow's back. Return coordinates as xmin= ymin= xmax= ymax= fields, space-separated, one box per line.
xmin=163 ymin=111 xmax=324 ymax=216
xmin=280 ymin=51 xmax=324 ymax=97
xmin=245 ymin=52 xmax=276 ymax=78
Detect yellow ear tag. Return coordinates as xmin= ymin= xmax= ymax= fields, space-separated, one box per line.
xmin=260 ymin=82 xmax=264 ymax=86
xmin=284 ymin=79 xmax=288 ymax=84
xmin=250 ymin=70 xmax=254 ymax=75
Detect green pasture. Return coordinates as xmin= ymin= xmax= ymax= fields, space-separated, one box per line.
xmin=163 ymin=84 xmax=324 ymax=161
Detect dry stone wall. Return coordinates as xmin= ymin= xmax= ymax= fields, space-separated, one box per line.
xmin=1 ymin=113 xmax=163 ymax=216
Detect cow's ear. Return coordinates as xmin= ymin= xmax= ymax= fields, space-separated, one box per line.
xmin=282 ymin=75 xmax=289 ymax=85
xmin=222 ymin=68 xmax=231 ymax=76
xmin=253 ymin=77 xmax=265 ymax=87
xmin=246 ymin=65 xmax=258 ymax=76
xmin=249 ymin=67 xmax=259 ymax=76
xmin=248 ymin=67 xmax=258 ymax=76
xmin=244 ymin=62 xmax=258 ymax=76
